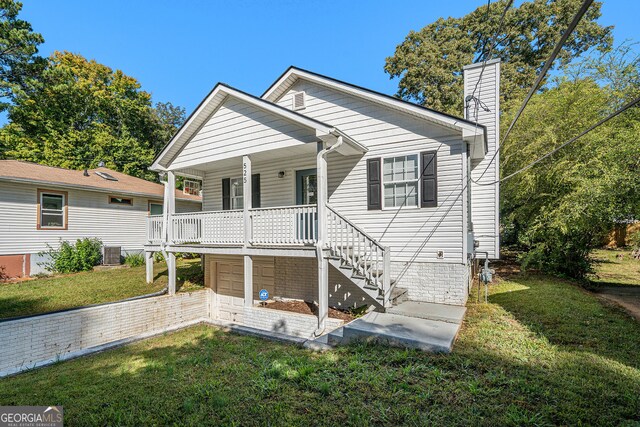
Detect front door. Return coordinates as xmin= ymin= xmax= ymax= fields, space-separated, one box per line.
xmin=295 ymin=168 xmax=318 ymax=241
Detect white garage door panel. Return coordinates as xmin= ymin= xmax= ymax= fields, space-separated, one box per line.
xmin=217 ymin=260 xmax=245 ymax=323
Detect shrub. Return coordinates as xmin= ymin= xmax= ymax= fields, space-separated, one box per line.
xmin=42 ymin=238 xmax=103 ymax=273
xmin=630 ymin=230 xmax=640 ymax=250
xmin=124 ymin=252 xmax=145 ymax=267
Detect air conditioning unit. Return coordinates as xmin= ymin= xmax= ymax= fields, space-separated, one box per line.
xmin=103 ymin=246 xmax=122 ymax=265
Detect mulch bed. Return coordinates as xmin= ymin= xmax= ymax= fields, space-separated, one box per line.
xmin=262 ymin=300 xmax=355 ymax=322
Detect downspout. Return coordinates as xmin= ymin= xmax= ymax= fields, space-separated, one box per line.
xmin=314 ymin=134 xmax=344 ymax=337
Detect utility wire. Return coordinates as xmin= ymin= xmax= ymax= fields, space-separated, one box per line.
xmin=472 ymin=0 xmax=595 ymax=184
xmin=475 ymin=93 xmax=640 ymax=186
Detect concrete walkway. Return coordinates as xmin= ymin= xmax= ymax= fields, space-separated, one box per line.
xmin=312 ymin=301 xmax=466 ymax=353
xmin=592 ymin=286 xmax=640 ymax=321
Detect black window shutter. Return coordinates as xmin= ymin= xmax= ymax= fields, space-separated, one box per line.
xmin=367 ymin=158 xmax=382 ymax=210
xmin=251 ymin=174 xmax=260 ymax=208
xmin=420 ymin=151 xmax=437 ymax=208
xmin=222 ymin=178 xmax=230 ymax=210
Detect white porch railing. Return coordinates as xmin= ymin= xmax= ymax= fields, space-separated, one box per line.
xmin=147 ymin=215 xmax=164 ymax=243
xmin=250 ymin=205 xmax=317 ymax=245
xmin=171 ymin=210 xmax=244 ymax=244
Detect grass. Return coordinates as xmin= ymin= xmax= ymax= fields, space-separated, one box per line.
xmin=590 ymin=248 xmax=640 ymax=286
xmin=0 ymin=273 xmax=639 ymax=425
xmin=0 ymin=259 xmax=204 ymax=319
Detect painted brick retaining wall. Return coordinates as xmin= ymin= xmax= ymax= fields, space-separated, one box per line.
xmin=0 ymin=291 xmax=208 ymax=377
xmin=391 ymin=262 xmax=470 ymax=305
xmin=242 ymin=307 xmax=344 ymax=339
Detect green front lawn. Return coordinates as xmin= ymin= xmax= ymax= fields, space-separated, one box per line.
xmin=590 ymin=248 xmax=640 ymax=286
xmin=0 ymin=259 xmax=204 ymax=319
xmin=0 ymin=273 xmax=638 ymax=425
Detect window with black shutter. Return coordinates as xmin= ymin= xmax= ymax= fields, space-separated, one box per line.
xmin=420 ymin=151 xmax=437 ymax=208
xmin=367 ymin=158 xmax=382 ymax=210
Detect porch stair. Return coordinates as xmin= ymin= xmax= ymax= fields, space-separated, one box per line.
xmin=325 ymin=205 xmax=395 ymax=309
xmin=313 ymin=301 xmax=466 ymax=353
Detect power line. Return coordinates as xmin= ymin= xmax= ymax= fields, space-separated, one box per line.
xmin=475 ymin=93 xmax=640 ymax=186
xmin=472 ymin=0 xmax=595 ymax=184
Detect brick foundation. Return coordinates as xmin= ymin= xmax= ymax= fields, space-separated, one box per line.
xmin=390 ymin=261 xmax=470 ymax=305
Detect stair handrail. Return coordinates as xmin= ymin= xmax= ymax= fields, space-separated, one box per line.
xmin=325 ymin=204 xmax=386 ymax=252
xmin=325 ymin=204 xmax=392 ymax=307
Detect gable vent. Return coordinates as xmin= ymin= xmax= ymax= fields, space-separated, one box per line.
xmin=292 ymin=91 xmax=306 ymax=110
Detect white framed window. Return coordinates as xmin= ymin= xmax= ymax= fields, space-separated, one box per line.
xmin=230 ymin=177 xmax=243 ymax=210
xmin=38 ymin=190 xmax=67 ymax=229
xmin=109 ymin=196 xmax=132 ymax=206
xmin=183 ymin=179 xmax=201 ymax=196
xmin=383 ymin=154 xmax=419 ymax=208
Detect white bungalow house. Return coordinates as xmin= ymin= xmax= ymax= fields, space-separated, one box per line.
xmin=0 ymin=161 xmax=201 ymax=278
xmin=146 ymin=60 xmax=500 ymax=332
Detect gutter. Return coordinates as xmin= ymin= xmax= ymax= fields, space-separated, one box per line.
xmin=313 ymin=135 xmax=344 ymax=337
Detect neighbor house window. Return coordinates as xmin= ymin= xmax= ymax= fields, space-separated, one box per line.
xmin=230 ymin=177 xmax=243 ymax=210
xmin=109 ymin=196 xmax=132 ymax=205
xmin=149 ymin=202 xmax=163 ymax=216
xmin=383 ymin=155 xmax=419 ymax=208
xmin=183 ymin=179 xmax=201 ymax=196
xmin=38 ymin=190 xmax=67 ymax=229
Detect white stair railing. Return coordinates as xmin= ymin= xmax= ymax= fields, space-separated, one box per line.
xmin=250 ymin=204 xmax=317 ymax=245
xmin=326 ymin=205 xmax=391 ymax=305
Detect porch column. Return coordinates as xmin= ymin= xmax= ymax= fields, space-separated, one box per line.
xmin=243 ymin=155 xmax=253 ymax=307
xmin=316 ymin=141 xmax=329 ymax=330
xmin=145 ymin=251 xmax=154 ymax=284
xmin=166 ymin=171 xmax=176 ymax=243
xmin=166 ymin=171 xmax=177 ymax=295
xmin=167 ymin=252 xmax=177 ymax=295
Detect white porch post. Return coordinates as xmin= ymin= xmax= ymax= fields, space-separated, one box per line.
xmin=316 ymin=141 xmax=329 ymax=330
xmin=145 ymin=251 xmax=154 ymax=284
xmin=166 ymin=171 xmax=176 ymax=295
xmin=243 ymin=155 xmax=253 ymax=307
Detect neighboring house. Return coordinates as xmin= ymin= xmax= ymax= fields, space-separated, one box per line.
xmin=147 ymin=60 xmax=500 ymax=331
xmin=0 ymin=161 xmax=201 ymax=278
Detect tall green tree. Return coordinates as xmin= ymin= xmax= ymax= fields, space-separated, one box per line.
xmin=0 ymin=0 xmax=44 ymax=112
xmin=384 ymin=0 xmax=612 ymax=115
xmin=2 ymin=51 xmax=181 ymax=180
xmin=501 ymin=46 xmax=640 ymax=278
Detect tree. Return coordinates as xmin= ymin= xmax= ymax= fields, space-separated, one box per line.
xmin=153 ymin=101 xmax=186 ymax=151
xmin=501 ymin=46 xmax=640 ymax=278
xmin=0 ymin=0 xmax=44 ymax=112
xmin=384 ymin=0 xmax=612 ymax=115
xmin=1 ymin=51 xmax=177 ymax=180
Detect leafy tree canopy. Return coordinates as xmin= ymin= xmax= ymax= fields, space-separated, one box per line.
xmin=0 ymin=0 xmax=44 ymax=112
xmin=501 ymin=45 xmax=640 ymax=278
xmin=1 ymin=51 xmax=184 ymax=180
xmin=384 ymin=0 xmax=613 ymax=115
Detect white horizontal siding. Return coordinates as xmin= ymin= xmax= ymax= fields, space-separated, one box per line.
xmin=171 ymin=96 xmax=317 ymax=170
xmin=276 ymin=80 xmax=465 ymax=264
xmin=464 ymin=62 xmax=500 ymax=259
xmin=0 ymin=182 xmax=199 ymax=254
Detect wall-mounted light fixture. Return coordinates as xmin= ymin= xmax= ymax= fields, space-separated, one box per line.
xmin=278 ymin=171 xmax=285 ymax=178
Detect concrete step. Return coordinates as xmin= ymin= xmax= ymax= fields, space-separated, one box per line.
xmin=338 ymin=311 xmax=460 ymax=353
xmin=386 ymin=301 xmax=466 ymax=324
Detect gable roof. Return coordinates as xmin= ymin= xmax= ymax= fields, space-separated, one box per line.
xmin=151 ymin=83 xmax=365 ymax=171
xmin=0 ymin=160 xmax=201 ymax=202
xmin=261 ymin=66 xmax=487 ymax=150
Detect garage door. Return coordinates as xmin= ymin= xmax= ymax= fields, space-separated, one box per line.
xmin=216 ymin=260 xmax=245 ymax=323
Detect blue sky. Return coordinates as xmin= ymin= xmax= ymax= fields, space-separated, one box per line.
xmin=20 ymin=0 xmax=639 ymax=115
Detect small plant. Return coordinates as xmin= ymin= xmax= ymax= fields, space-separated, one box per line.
xmin=124 ymin=252 xmax=145 ymax=267
xmin=154 ymin=252 xmax=165 ymax=263
xmin=41 ymin=238 xmax=103 ymax=274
